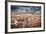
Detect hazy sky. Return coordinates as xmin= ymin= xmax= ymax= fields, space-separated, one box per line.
xmin=11 ymin=5 xmax=41 ymax=14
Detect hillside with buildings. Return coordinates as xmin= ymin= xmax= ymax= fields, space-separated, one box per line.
xmin=11 ymin=14 xmax=41 ymax=28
